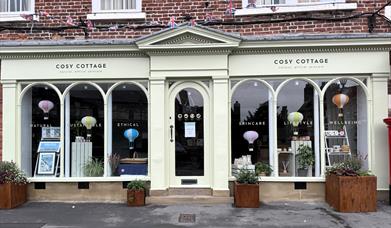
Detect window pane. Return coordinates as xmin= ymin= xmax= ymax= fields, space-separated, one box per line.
xmin=113 ymin=0 xmax=123 ymax=10
xmin=0 ymin=1 xmax=8 ymax=12
xmin=22 ymin=0 xmax=29 ymax=11
xmin=21 ymin=85 xmax=61 ymax=177
xmin=66 ymin=84 xmax=104 ymax=177
xmin=324 ymin=79 xmax=368 ymax=170
xmin=231 ymin=80 xmax=272 ymax=176
xmin=277 ymin=80 xmax=320 ymax=177
xmin=101 ymin=0 xmax=111 ymax=10
xmin=110 ymin=83 xmax=148 ymax=176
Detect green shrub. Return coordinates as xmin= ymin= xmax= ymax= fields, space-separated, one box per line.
xmin=83 ymin=158 xmax=104 ymax=177
xmin=127 ymin=180 xmax=145 ymax=190
xmin=326 ymin=156 xmax=372 ymax=176
xmin=296 ymin=145 xmax=314 ymax=169
xmin=255 ymin=161 xmax=273 ymax=176
xmin=0 ymin=161 xmax=28 ymax=184
xmin=235 ymin=168 xmax=258 ymax=184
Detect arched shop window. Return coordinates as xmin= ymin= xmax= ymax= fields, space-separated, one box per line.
xmin=323 ymin=79 xmax=368 ymax=170
xmin=231 ymin=80 xmax=273 ymax=176
xmin=277 ymin=79 xmax=320 ymax=177
xmin=20 ymin=84 xmax=61 ymax=177
xmin=108 ymin=83 xmax=148 ymax=176
xmin=65 ymin=84 xmax=105 ymax=177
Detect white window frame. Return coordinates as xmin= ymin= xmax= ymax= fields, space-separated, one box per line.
xmin=87 ymin=0 xmax=145 ymax=20
xmin=0 ymin=0 xmax=37 ymax=22
xmin=236 ymin=0 xmax=357 ymax=16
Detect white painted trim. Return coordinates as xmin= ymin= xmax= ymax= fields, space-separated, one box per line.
xmin=87 ymin=12 xmax=146 ymax=20
xmin=0 ymin=14 xmax=38 ymax=22
xmin=229 ymin=176 xmax=325 ymax=182
xmin=235 ymin=3 xmax=357 ymax=16
xmin=28 ymin=176 xmax=150 ymax=183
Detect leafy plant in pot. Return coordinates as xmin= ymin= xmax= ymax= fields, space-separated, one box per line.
xmin=0 ymin=161 xmax=28 ymax=209
xmin=255 ymin=161 xmax=273 ymax=176
xmin=296 ymin=144 xmax=314 ymax=177
xmin=325 ymin=156 xmax=376 ymax=212
xmin=127 ymin=180 xmax=146 ymax=206
xmin=234 ymin=168 xmax=259 ymax=208
xmin=83 ymin=158 xmax=104 ymax=177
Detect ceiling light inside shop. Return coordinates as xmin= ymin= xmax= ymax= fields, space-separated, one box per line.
xmin=253 ymin=82 xmax=258 ymax=87
xmin=295 ymin=81 xmax=299 ymax=86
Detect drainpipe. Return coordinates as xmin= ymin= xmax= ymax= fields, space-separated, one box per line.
xmin=383 ymin=117 xmax=391 ymax=205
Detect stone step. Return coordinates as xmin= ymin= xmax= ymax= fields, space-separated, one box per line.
xmin=167 ymin=188 xmax=212 ymax=196
xmin=146 ymin=196 xmax=233 ymax=205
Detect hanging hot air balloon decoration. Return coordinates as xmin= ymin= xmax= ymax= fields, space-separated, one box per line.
xmin=124 ymin=128 xmax=139 ymax=151
xmin=81 ymin=116 xmax=96 ymax=142
xmin=243 ymin=131 xmax=259 ymax=152
xmin=332 ymin=93 xmax=349 ymax=117
xmin=38 ymin=100 xmax=54 ymax=120
xmin=288 ymin=112 xmax=304 ymax=136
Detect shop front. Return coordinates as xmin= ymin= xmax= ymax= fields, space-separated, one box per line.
xmin=1 ymin=26 xmax=389 ymax=201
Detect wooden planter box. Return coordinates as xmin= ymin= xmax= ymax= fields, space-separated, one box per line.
xmin=234 ymin=183 xmax=259 ymax=208
xmin=127 ymin=189 xmax=145 ymax=207
xmin=0 ymin=183 xmax=27 ymax=209
xmin=326 ymin=175 xmax=377 ymax=212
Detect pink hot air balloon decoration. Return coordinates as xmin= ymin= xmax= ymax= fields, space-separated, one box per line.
xmin=38 ymin=100 xmax=54 ymax=120
xmin=243 ymin=131 xmax=259 ymax=152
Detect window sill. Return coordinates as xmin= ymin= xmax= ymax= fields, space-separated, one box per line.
xmin=229 ymin=176 xmax=325 ymax=182
xmin=235 ymin=3 xmax=357 ymax=16
xmin=0 ymin=14 xmax=39 ymax=22
xmin=28 ymin=175 xmax=150 ymax=182
xmin=87 ymin=12 xmax=146 ymax=20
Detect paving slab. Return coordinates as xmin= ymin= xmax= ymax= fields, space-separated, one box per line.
xmin=0 ymin=201 xmax=390 ymax=228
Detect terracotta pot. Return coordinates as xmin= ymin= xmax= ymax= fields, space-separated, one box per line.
xmin=127 ymin=189 xmax=145 ymax=206
xmin=326 ymin=175 xmax=377 ymax=212
xmin=0 ymin=183 xmax=27 ymax=209
xmin=234 ymin=182 xmax=259 ymax=208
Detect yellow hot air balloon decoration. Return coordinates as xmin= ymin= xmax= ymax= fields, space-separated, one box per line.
xmin=332 ymin=93 xmax=349 ymax=117
xmin=288 ymin=112 xmax=303 ymax=136
xmin=81 ymin=116 xmax=96 ymax=141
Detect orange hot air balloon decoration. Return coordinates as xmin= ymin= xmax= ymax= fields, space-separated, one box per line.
xmin=332 ymin=93 xmax=349 ymax=117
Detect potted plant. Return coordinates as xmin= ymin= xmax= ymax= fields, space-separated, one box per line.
xmin=326 ymin=157 xmax=376 ymax=212
xmin=255 ymin=161 xmax=273 ymax=176
xmin=234 ymin=168 xmax=259 ymax=208
xmin=296 ymin=144 xmax=314 ymax=177
xmin=127 ymin=180 xmax=146 ymax=206
xmin=0 ymin=161 xmax=28 ymax=209
xmin=83 ymin=158 xmax=104 ymax=177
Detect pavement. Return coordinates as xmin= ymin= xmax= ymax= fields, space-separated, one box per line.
xmin=0 ymin=201 xmax=391 ymax=228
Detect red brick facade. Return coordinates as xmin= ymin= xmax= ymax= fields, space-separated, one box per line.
xmin=0 ymin=0 xmax=390 ymax=40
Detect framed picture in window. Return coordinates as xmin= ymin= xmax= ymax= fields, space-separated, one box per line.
xmin=38 ymin=141 xmax=61 ymax=153
xmin=37 ymin=152 xmax=56 ymax=175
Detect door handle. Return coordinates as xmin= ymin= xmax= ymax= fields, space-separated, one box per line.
xmin=170 ymin=125 xmax=174 ymax=142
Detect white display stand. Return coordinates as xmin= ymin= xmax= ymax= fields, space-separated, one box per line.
xmin=71 ymin=142 xmax=92 ymax=177
xmin=325 ymin=126 xmax=351 ymax=166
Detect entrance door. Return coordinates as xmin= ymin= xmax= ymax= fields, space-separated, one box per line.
xmin=169 ymin=82 xmax=210 ymax=187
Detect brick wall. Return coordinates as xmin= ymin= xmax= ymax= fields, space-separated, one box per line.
xmin=0 ymin=0 xmax=390 ymax=40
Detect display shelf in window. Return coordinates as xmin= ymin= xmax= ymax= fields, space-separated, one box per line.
xmin=325 ymin=126 xmax=351 ymax=166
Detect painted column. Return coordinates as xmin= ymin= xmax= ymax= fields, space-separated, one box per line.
xmin=149 ymin=78 xmax=167 ymax=194
xmin=2 ymin=81 xmax=18 ymax=162
xmin=212 ymin=77 xmax=230 ymax=196
xmin=371 ymin=74 xmax=389 ymax=190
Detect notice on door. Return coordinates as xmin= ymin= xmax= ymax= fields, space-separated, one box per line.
xmin=184 ymin=122 xmax=196 ymax=138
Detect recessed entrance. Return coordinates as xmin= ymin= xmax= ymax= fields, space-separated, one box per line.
xmin=169 ymin=82 xmax=210 ymax=187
